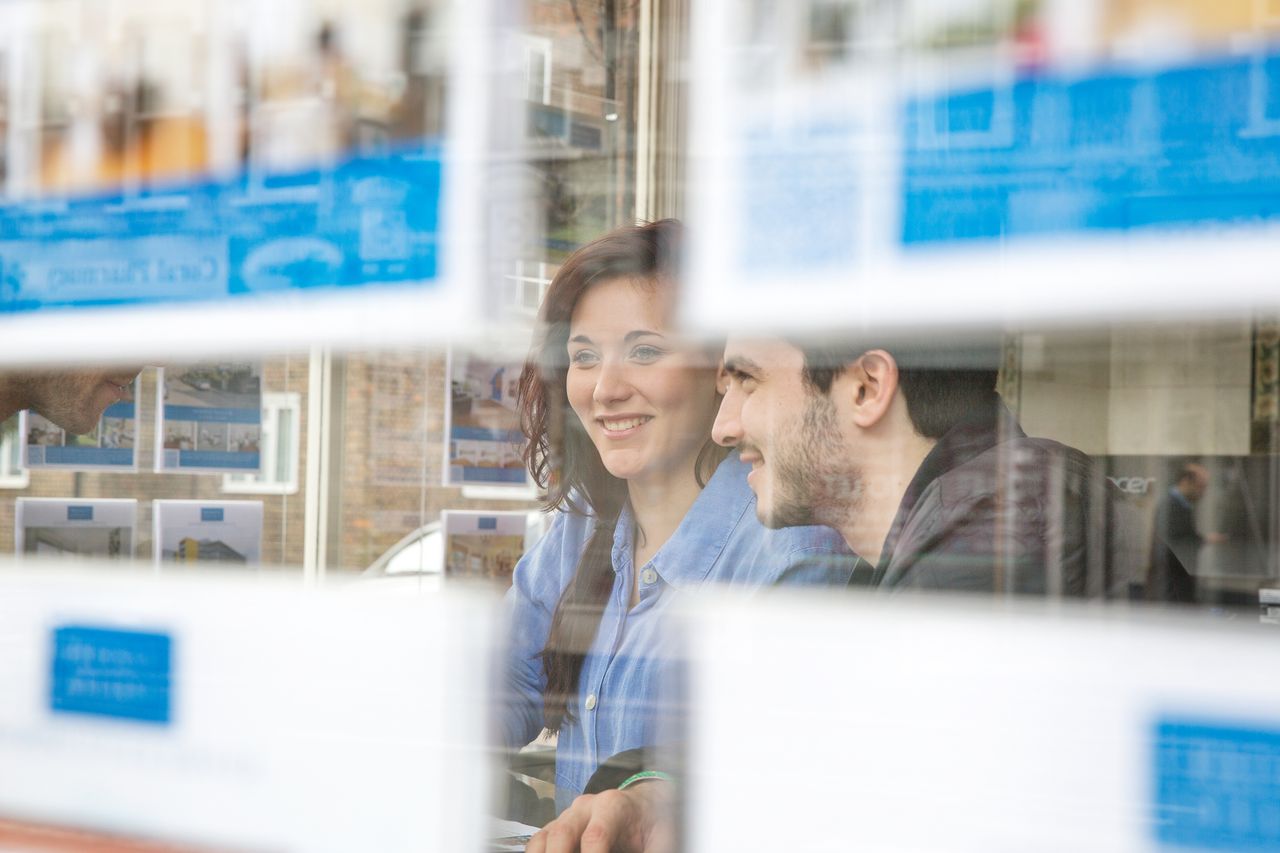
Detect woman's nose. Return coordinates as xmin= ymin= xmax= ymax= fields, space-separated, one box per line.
xmin=592 ymin=359 xmax=633 ymax=404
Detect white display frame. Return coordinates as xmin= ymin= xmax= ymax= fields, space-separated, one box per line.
xmin=683 ymin=0 xmax=1280 ymax=335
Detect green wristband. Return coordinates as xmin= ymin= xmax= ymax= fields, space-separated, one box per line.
xmin=618 ymin=770 xmax=673 ymax=790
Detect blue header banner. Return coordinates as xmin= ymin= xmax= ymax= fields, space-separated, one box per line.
xmin=902 ymin=52 xmax=1280 ymax=247
xmin=0 ymin=146 xmax=442 ymax=314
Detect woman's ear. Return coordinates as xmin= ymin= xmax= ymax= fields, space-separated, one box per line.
xmin=841 ymin=349 xmax=899 ymax=429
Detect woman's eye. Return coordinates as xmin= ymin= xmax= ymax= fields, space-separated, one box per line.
xmin=569 ymin=350 xmax=599 ymax=367
xmin=630 ymin=345 xmax=664 ymax=363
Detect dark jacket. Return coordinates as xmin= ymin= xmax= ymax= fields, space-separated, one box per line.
xmin=852 ymin=394 xmax=1105 ymax=597
xmin=1147 ymin=489 xmax=1200 ymax=604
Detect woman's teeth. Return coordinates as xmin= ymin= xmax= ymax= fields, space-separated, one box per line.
xmin=603 ymin=417 xmax=650 ymax=431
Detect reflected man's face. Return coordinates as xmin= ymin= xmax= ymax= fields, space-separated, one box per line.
xmin=25 ymin=368 xmax=141 ymax=435
xmin=1184 ymin=463 xmax=1211 ymax=501
xmin=712 ymin=337 xmax=859 ymax=530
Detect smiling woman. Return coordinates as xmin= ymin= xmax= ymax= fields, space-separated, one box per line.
xmin=564 ymin=277 xmax=721 ymax=489
xmin=500 ymin=221 xmax=853 ymax=815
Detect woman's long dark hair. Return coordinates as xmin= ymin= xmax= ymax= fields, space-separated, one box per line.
xmin=517 ymin=219 xmax=725 ymax=733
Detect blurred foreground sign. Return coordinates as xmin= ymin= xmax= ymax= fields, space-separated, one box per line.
xmin=0 ymin=0 xmax=491 ymax=364
xmin=687 ymin=0 xmax=1280 ymax=332
xmin=684 ymin=591 xmax=1280 ymax=852
xmin=0 ymin=568 xmax=495 ymax=852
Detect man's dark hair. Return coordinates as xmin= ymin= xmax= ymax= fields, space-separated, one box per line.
xmin=798 ymin=342 xmax=1000 ymax=440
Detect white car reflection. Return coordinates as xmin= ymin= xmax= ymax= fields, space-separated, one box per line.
xmin=359 ymin=522 xmax=447 ymax=593
xmin=359 ymin=512 xmax=549 ymax=594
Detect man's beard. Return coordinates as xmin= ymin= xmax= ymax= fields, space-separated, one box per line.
xmin=762 ymin=391 xmax=860 ymax=530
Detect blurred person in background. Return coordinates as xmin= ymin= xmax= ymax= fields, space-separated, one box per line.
xmin=1147 ymin=460 xmax=1226 ymax=604
xmin=501 ymin=222 xmax=852 ymax=820
xmin=0 ymin=367 xmax=141 ymax=435
xmin=528 ymin=333 xmax=1110 ymax=853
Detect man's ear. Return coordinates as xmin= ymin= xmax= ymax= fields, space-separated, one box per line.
xmin=840 ymin=349 xmax=899 ymax=429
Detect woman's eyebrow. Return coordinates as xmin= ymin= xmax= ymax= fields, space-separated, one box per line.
xmin=623 ymin=330 xmax=665 ymax=342
xmin=569 ymin=330 xmax=665 ymax=345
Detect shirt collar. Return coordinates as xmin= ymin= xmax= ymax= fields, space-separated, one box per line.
xmin=608 ymin=451 xmax=751 ymax=590
xmin=869 ymin=392 xmax=1021 ymax=582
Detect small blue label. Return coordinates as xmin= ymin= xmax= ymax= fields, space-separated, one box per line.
xmin=1153 ymin=717 xmax=1280 ymax=851
xmin=451 ymin=466 xmax=527 ymax=484
xmin=176 ymin=451 xmax=260 ymax=470
xmin=43 ymin=447 xmax=134 ymax=467
xmin=450 ymin=425 xmax=524 ymax=443
xmin=49 ymin=626 xmax=172 ymax=725
xmin=66 ymin=506 xmax=93 ymax=521
xmin=164 ymin=404 xmax=261 ymax=425
xmin=200 ymin=507 xmax=225 ymax=522
xmin=478 ymin=517 xmax=498 ymax=530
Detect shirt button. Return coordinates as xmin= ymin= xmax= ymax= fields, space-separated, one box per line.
xmin=641 ymin=568 xmax=658 ymax=585
xmin=585 ymin=693 xmax=597 ymax=711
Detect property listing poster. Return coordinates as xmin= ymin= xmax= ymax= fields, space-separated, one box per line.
xmin=15 ymin=498 xmax=138 ymax=561
xmin=441 ymin=510 xmax=531 ymax=589
xmin=0 ymin=0 xmax=496 ymax=369
xmin=443 ymin=350 xmax=529 ymax=488
xmin=155 ymin=363 xmax=262 ymax=474
xmin=21 ymin=379 xmax=138 ymax=471
xmin=153 ymin=500 xmax=263 ymax=568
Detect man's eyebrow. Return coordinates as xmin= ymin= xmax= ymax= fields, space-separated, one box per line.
xmin=723 ymin=355 xmax=764 ymax=379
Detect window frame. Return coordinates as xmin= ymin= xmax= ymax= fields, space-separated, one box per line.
xmin=221 ymin=391 xmax=301 ymax=496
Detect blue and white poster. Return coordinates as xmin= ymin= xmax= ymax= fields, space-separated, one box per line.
xmin=15 ymin=498 xmax=137 ymax=561
xmin=21 ymin=382 xmax=138 ymax=471
xmin=686 ymin=0 xmax=1280 ymax=332
xmin=442 ymin=510 xmax=535 ymax=589
xmin=155 ymin=364 xmax=262 ymax=474
xmin=153 ymin=499 xmax=263 ymax=568
xmin=443 ymin=349 xmax=529 ymax=488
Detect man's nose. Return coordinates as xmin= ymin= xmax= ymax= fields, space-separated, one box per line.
xmin=712 ymin=388 xmax=742 ymax=447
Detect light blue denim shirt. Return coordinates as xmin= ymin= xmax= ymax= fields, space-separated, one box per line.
xmin=501 ymin=451 xmax=853 ymax=810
